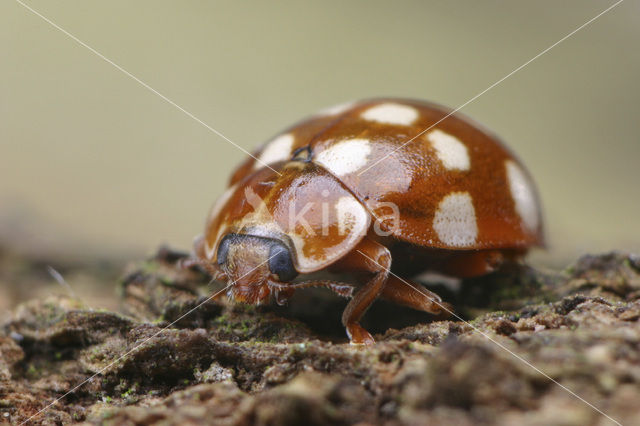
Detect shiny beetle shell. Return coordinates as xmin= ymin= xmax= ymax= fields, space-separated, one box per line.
xmin=195 ymin=98 xmax=544 ymax=344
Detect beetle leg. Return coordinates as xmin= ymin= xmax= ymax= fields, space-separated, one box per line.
xmin=273 ymin=287 xmax=296 ymax=306
xmin=437 ymin=249 xmax=516 ymax=278
xmin=268 ymin=280 xmax=355 ymax=298
xmin=381 ymin=276 xmax=452 ymax=315
xmin=333 ymin=237 xmax=392 ymax=345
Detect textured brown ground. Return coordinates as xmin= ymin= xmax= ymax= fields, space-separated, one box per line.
xmin=1 ymin=248 xmax=639 ymax=425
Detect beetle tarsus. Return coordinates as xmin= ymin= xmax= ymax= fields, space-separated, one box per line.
xmin=346 ymin=324 xmax=375 ymax=345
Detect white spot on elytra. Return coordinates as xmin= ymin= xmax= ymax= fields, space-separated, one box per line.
xmin=506 ymin=160 xmax=539 ymax=232
xmin=314 ymin=138 xmax=371 ymax=176
xmin=361 ymin=103 xmax=418 ymax=126
xmin=427 ymin=129 xmax=470 ymax=171
xmin=254 ymin=133 xmax=294 ymax=169
xmin=433 ymin=192 xmax=478 ymax=247
xmin=317 ymin=101 xmax=356 ymax=116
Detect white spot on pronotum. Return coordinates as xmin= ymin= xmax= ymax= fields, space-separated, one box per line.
xmin=204 ymin=240 xmax=216 ymax=260
xmin=506 ymin=160 xmax=539 ymax=232
xmin=255 ymin=133 xmax=294 ymax=169
xmin=361 ymin=103 xmax=418 ymax=126
xmin=204 ymin=184 xmax=238 ymax=259
xmin=433 ymin=192 xmax=478 ymax=247
xmin=317 ymin=101 xmax=356 ymax=116
xmin=335 ymin=196 xmax=369 ymax=242
xmin=208 ymin=184 xmax=237 ymax=224
xmin=314 ymin=138 xmax=371 ymax=176
xmin=291 ymin=195 xmax=369 ymax=273
xmin=426 ymin=129 xmax=470 ymax=171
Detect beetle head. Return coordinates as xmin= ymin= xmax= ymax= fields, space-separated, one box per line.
xmin=216 ymin=233 xmax=298 ymax=305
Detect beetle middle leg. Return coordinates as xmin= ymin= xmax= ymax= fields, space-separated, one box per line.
xmin=330 ymin=237 xmax=392 ymax=345
xmin=380 ymin=276 xmax=451 ymax=316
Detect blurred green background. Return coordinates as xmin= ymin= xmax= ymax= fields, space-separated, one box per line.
xmin=1 ymin=0 xmax=639 ymax=271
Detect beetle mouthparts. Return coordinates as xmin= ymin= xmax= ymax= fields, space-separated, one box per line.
xmin=227 ymin=282 xmax=270 ymax=305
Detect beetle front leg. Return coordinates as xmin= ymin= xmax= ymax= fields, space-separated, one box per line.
xmin=268 ymin=280 xmax=355 ymax=302
xmin=332 ymin=237 xmax=391 ymax=345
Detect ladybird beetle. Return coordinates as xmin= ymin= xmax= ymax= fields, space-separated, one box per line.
xmin=191 ymin=99 xmax=544 ymax=344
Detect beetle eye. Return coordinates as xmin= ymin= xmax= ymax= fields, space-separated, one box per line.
xmin=216 ymin=234 xmax=234 ymax=265
xmin=268 ymin=243 xmax=298 ymax=282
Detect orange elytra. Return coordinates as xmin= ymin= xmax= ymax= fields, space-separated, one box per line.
xmin=190 ymin=98 xmax=544 ymax=344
